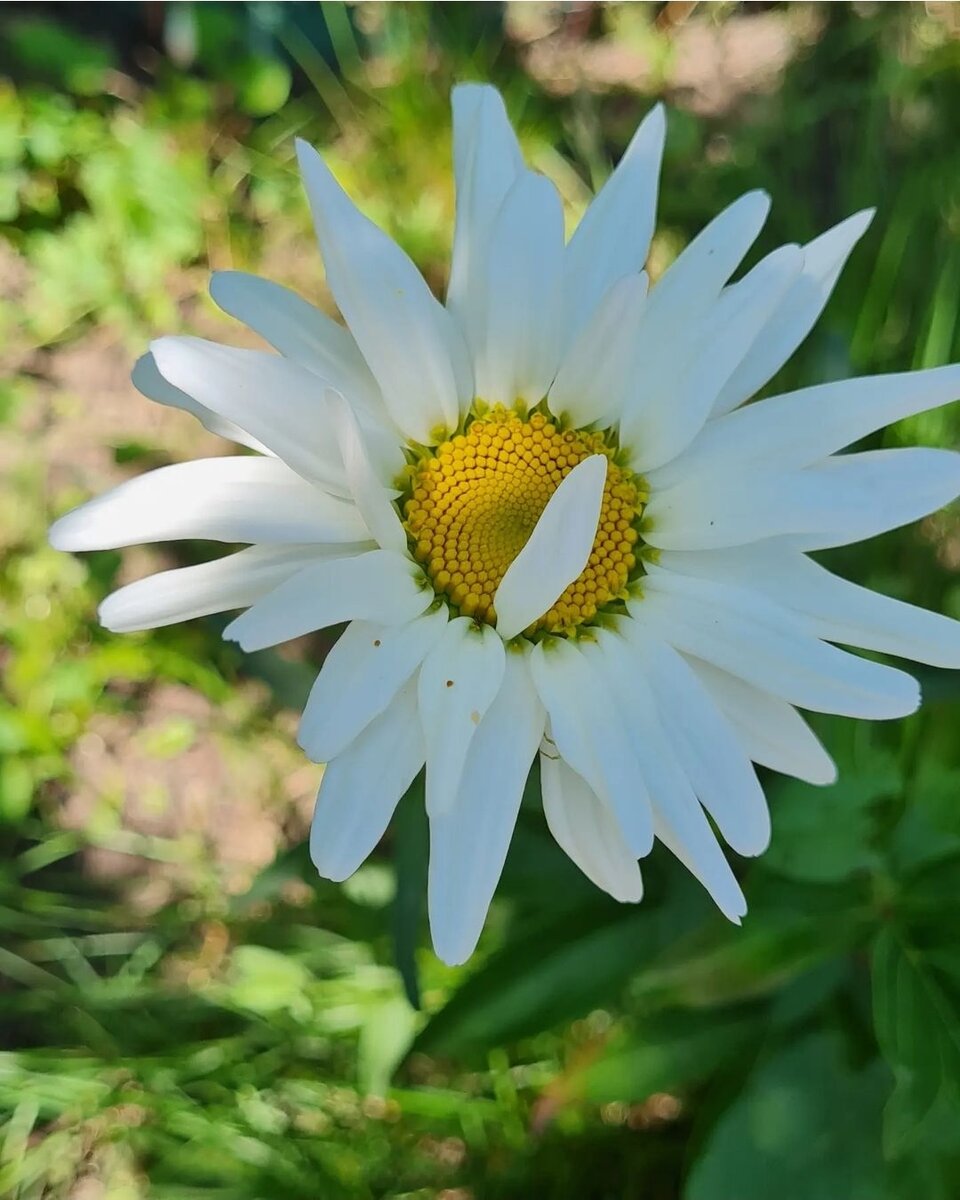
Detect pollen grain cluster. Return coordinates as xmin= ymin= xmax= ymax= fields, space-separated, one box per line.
xmin=402 ymin=409 xmax=642 ymax=635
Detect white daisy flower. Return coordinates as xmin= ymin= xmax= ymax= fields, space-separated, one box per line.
xmin=50 ymin=85 xmax=960 ymax=965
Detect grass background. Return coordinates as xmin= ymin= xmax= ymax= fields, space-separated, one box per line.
xmin=3 ymin=3 xmax=960 ymax=1196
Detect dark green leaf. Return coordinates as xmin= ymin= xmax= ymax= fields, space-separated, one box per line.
xmin=872 ymin=927 xmax=960 ymax=1156
xmin=390 ymin=773 xmax=427 ymax=1011
xmin=687 ymin=1032 xmax=888 ymax=1200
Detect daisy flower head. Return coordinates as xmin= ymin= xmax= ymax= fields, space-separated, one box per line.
xmin=50 ymin=85 xmax=960 ymax=965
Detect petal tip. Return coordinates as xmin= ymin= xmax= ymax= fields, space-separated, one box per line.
xmin=48 ymin=514 xmax=77 ymax=552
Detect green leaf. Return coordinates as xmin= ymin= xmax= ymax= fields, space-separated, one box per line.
xmin=687 ymin=1032 xmax=888 ymax=1200
xmin=223 ymin=945 xmax=313 ymax=1019
xmin=762 ymin=747 xmax=900 ymax=883
xmin=579 ymin=1008 xmax=756 ymax=1105
xmin=872 ymin=927 xmax=960 ymax=1156
xmin=414 ymin=905 xmax=659 ymax=1056
xmin=357 ymin=994 xmax=417 ymax=1097
xmin=390 ymin=773 xmax=427 ymax=1011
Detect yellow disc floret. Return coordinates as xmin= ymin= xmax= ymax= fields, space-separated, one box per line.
xmin=402 ymin=408 xmax=644 ymax=635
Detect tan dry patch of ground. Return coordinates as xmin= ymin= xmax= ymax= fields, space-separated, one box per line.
xmin=61 ymin=681 xmax=319 ymax=908
xmin=513 ymin=3 xmax=823 ymax=116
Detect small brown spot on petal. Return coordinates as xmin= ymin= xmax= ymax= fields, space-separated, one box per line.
xmin=373 ymin=639 xmax=381 ymax=647
xmin=445 ymin=679 xmax=454 ymax=688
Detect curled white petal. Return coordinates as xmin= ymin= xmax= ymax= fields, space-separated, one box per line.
xmin=624 ymin=624 xmax=770 ymax=856
xmin=494 ymin=455 xmax=607 ymax=641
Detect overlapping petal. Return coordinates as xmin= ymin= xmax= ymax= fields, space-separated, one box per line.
xmin=540 ymin=755 xmax=644 ymax=902
xmin=99 ymin=543 xmax=351 ymax=633
xmin=472 ymin=171 xmax=565 ymax=407
xmin=428 ymin=647 xmax=544 ymax=964
xmin=651 ymin=362 xmax=960 ymax=491
xmin=530 ymin=638 xmax=654 ymax=857
xmin=223 ymin=550 xmax=431 ymax=651
xmin=689 ymin=659 xmax=838 ymax=786
xmin=711 ymin=209 xmax=875 ymax=416
xmin=310 ymin=680 xmax=424 ymax=882
xmin=638 ymin=571 xmax=920 ymax=720
xmin=298 ymin=607 xmax=448 ymax=764
xmin=132 ymin=351 xmax=268 ymax=452
xmin=418 ymin=618 xmax=506 ymax=817
xmin=209 ymin=271 xmax=385 ymax=420
xmin=447 ymin=83 xmax=524 ymax=364
xmin=296 ymin=139 xmax=471 ymax=443
xmin=561 ymin=103 xmax=665 ymax=342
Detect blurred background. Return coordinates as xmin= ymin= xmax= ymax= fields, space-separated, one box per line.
xmin=3 ymin=2 xmax=960 ymax=1196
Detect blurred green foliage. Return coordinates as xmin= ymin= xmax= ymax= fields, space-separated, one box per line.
xmin=3 ymin=2 xmax=960 ymax=1197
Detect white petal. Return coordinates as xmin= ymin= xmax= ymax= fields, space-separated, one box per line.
xmin=447 ymin=83 xmax=524 ymax=366
xmin=298 ymin=606 xmax=448 ymax=763
xmin=623 ymin=623 xmax=770 ymax=855
xmin=48 ymin=457 xmax=366 ymax=551
xmin=688 ymin=658 xmax=837 ymax=786
xmin=428 ymin=648 xmax=545 ymax=964
xmin=655 ymin=543 xmax=960 ymax=669
xmin=473 ymin=171 xmax=565 ymax=407
xmin=494 ymin=455 xmax=607 ymax=640
xmin=622 ymin=244 xmax=803 ymax=471
xmin=638 ymin=571 xmax=920 ymax=720
xmin=132 ymin=352 xmax=268 ymax=453
xmin=651 ymin=363 xmax=960 ymax=492
xmin=625 ymin=191 xmax=770 ymax=402
xmin=208 ymin=271 xmax=384 ymax=418
xmin=712 ymin=209 xmax=875 ymax=415
xmin=328 ymin=391 xmax=406 ymax=554
xmin=296 ymin=138 xmax=471 ymax=443
xmin=586 ymin=633 xmax=746 ymax=921
xmin=529 ymin=638 xmax=653 ymax=856
xmin=151 ymin=336 xmax=354 ymax=494
xmin=561 ymin=103 xmax=665 ymax=342
xmin=310 ymin=680 xmax=424 ymax=882
xmin=540 ymin=754 xmax=643 ymax=902
xmin=99 ymin=543 xmax=353 ymax=633
xmin=548 ymin=273 xmax=649 ymax=429
xmin=645 ymin=448 xmax=960 ymax=552
xmin=418 ymin=618 xmax=506 ymax=817
xmin=223 ymin=550 xmax=431 ymax=651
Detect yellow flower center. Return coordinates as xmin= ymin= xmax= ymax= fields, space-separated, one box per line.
xmin=402 ymin=409 xmax=643 ymax=635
